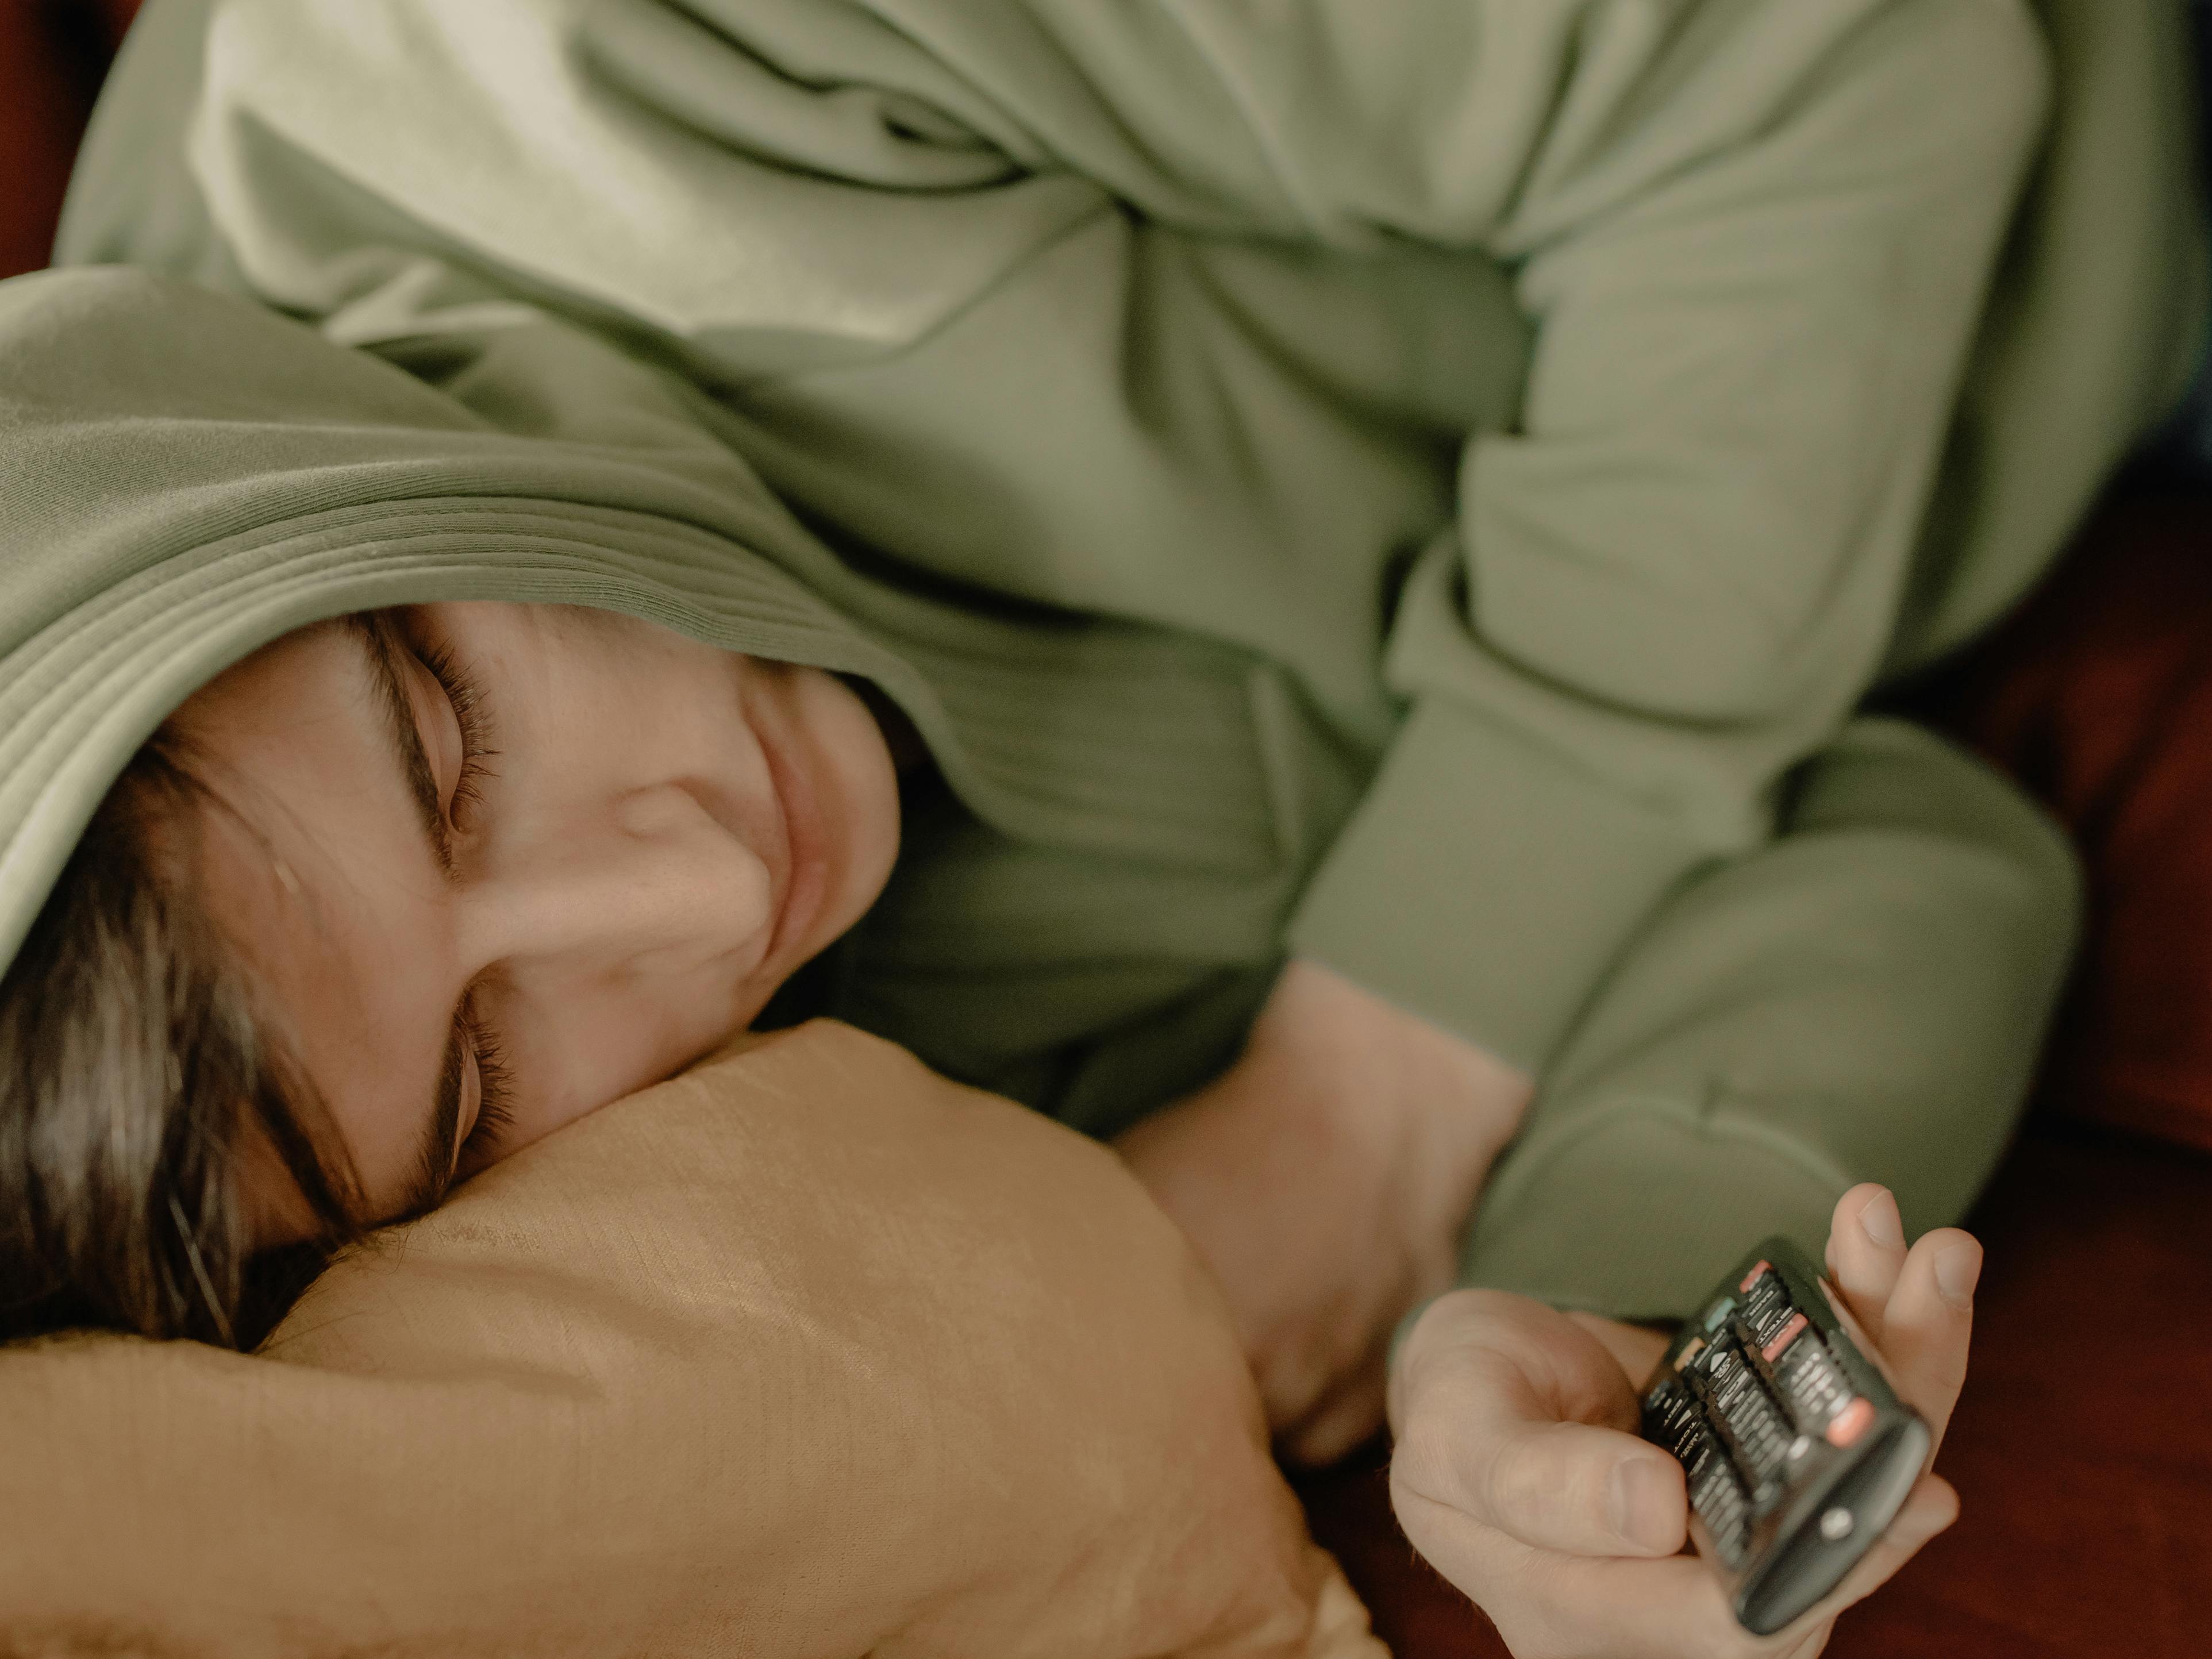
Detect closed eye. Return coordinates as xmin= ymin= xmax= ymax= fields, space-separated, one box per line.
xmin=457 ymin=995 xmax=514 ymax=1171
xmin=413 ymin=637 xmax=499 ymax=829
xmin=397 ymin=622 xmax=513 ymax=1183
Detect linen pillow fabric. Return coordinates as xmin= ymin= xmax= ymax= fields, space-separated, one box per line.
xmin=0 ymin=1019 xmax=1380 ymax=1659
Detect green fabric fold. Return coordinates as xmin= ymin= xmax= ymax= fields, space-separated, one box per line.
xmin=0 ymin=0 xmax=2198 ymax=1322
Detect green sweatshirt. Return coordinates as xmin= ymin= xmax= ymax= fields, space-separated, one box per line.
xmin=11 ymin=0 xmax=2202 ymax=1314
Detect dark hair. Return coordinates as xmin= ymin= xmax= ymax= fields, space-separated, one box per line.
xmin=0 ymin=732 xmax=360 ymax=1348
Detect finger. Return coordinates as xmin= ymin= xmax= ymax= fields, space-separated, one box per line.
xmin=1391 ymin=1484 xmax=1784 ymax=1659
xmin=1395 ymin=1403 xmax=1688 ymax=1559
xmin=1825 ymin=1184 xmax=1908 ymax=1346
xmin=1869 ymin=1228 xmax=1979 ymax=1449
xmin=1395 ymin=1473 xmax=1957 ymax=1659
xmin=1392 ymin=1295 xmax=1686 ymax=1556
xmin=1399 ymin=1290 xmax=1646 ymax=1435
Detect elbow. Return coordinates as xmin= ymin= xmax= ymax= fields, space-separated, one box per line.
xmin=1906 ymin=0 xmax=2053 ymax=183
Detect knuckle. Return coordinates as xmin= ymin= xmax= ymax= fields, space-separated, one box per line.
xmin=1403 ymin=1287 xmax=1518 ymax=1364
xmin=1390 ymin=1412 xmax=1467 ymax=1510
xmin=1482 ymin=1433 xmax=1547 ymax=1534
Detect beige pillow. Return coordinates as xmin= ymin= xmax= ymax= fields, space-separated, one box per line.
xmin=0 ymin=1020 xmax=1381 ymax=1658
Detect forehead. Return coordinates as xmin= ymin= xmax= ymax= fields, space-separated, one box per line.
xmin=169 ymin=622 xmax=455 ymax=1215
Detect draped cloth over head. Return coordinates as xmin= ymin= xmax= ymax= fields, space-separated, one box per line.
xmin=0 ymin=253 xmax=1350 ymax=1135
xmin=0 ymin=264 xmax=900 ymax=977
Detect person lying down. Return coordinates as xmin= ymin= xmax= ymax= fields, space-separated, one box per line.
xmin=0 ymin=0 xmax=2200 ymax=1652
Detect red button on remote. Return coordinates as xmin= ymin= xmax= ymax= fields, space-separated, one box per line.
xmin=1825 ymin=1398 xmax=1876 ymax=1449
xmin=1761 ymin=1313 xmax=1809 ymax=1363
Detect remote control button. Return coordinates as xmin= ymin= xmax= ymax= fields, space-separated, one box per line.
xmin=1703 ymin=1348 xmax=1793 ymax=1500
xmin=1825 ymin=1397 xmax=1876 ymax=1449
xmin=1819 ymin=1506 xmax=1856 ymax=1542
xmin=1771 ymin=1330 xmax=1856 ymax=1435
xmin=1740 ymin=1260 xmax=1774 ymax=1295
xmin=1760 ymin=1312 xmax=1809 ymax=1362
xmin=1688 ymin=1459 xmax=1753 ymax=1568
xmin=1703 ymin=1296 xmax=1737 ymax=1333
xmin=1741 ymin=1271 xmax=1793 ymax=1339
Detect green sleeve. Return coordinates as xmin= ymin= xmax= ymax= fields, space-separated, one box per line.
xmin=1257 ymin=1 xmax=2053 ymax=1066
xmin=1464 ymin=719 xmax=2079 ymax=1318
xmin=814 ymin=0 xmax=2053 ymax=1065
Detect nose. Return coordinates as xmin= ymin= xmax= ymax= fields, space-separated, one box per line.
xmin=460 ymin=780 xmax=777 ymax=986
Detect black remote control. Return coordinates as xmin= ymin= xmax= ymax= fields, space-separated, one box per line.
xmin=1638 ymin=1237 xmax=1931 ymax=1635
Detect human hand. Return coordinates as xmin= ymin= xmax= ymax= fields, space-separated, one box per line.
xmin=1113 ymin=957 xmax=1530 ymax=1466
xmin=1386 ymin=1184 xmax=1979 ymax=1658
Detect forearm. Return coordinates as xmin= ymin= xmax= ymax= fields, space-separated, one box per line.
xmin=1291 ymin=1 xmax=2051 ymax=1071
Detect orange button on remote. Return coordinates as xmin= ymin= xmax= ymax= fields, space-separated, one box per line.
xmin=1825 ymin=1398 xmax=1876 ymax=1449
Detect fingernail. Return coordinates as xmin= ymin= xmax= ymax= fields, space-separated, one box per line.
xmin=1934 ymin=1242 xmax=1982 ymax=1309
xmin=1609 ymin=1457 xmax=1676 ymax=1553
xmin=1858 ymin=1189 xmax=1905 ymax=1250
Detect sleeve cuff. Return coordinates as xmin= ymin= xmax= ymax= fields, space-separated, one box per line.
xmin=1457 ymin=1097 xmax=1849 ymax=1321
xmin=1284 ymin=694 xmax=1713 ymax=1072
xmin=1386 ymin=1096 xmax=1851 ymax=1388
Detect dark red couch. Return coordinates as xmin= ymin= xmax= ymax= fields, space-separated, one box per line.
xmin=8 ymin=4 xmax=2209 ymax=1653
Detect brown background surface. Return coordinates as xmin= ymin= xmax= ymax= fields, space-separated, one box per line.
xmin=5 ymin=2 xmax=2209 ymax=1653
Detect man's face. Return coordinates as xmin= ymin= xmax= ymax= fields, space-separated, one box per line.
xmin=173 ymin=602 xmax=902 ymax=1237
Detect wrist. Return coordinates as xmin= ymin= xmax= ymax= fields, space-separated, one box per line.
xmin=1267 ymin=957 xmax=1533 ymax=1150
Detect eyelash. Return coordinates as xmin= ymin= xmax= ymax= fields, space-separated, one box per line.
xmin=410 ymin=627 xmax=511 ymax=1168
xmin=460 ymin=998 xmax=515 ymax=1162
xmin=416 ymin=637 xmax=499 ymax=828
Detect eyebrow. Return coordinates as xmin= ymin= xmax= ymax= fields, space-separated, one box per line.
xmin=338 ymin=617 xmax=468 ymax=1216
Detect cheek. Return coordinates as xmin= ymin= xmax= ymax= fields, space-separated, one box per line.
xmin=236 ymin=1123 xmax=326 ymax=1248
xmin=491 ymin=991 xmax=726 ymax=1154
xmin=539 ymin=609 xmax=745 ymax=762
xmin=428 ymin=605 xmax=659 ymax=791
xmin=790 ymin=669 xmax=902 ymax=945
